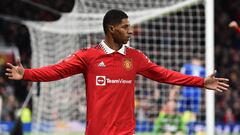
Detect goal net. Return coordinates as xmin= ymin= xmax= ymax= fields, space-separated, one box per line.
xmin=24 ymin=0 xmax=207 ymax=134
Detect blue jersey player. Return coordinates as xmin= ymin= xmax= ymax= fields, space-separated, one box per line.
xmin=178 ymin=57 xmax=205 ymax=114
xmin=169 ymin=57 xmax=205 ymax=117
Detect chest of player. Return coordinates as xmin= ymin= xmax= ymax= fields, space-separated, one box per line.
xmin=89 ymin=52 xmax=136 ymax=79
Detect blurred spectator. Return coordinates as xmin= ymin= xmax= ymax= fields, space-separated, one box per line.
xmin=153 ymin=100 xmax=185 ymax=135
xmin=223 ymin=107 xmax=236 ymax=124
xmin=0 ymin=0 xmax=74 ymax=122
xmin=1 ymin=95 xmax=18 ymax=121
xmin=215 ymin=0 xmax=240 ymax=124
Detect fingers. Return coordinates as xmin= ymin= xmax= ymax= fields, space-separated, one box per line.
xmin=5 ymin=68 xmax=12 ymax=77
xmin=6 ymin=63 xmax=15 ymax=68
xmin=219 ymin=82 xmax=229 ymax=88
xmin=6 ymin=59 xmax=23 ymax=69
xmin=217 ymin=85 xmax=228 ymax=92
xmin=5 ymin=60 xmax=24 ymax=80
xmin=213 ymin=86 xmax=227 ymax=93
xmin=5 ymin=67 xmax=14 ymax=79
xmin=214 ymin=80 xmax=229 ymax=92
xmin=5 ymin=72 xmax=13 ymax=78
xmin=8 ymin=76 xmax=14 ymax=80
xmin=205 ymin=73 xmax=230 ymax=92
xmin=6 ymin=68 xmax=11 ymax=72
xmin=215 ymin=88 xmax=222 ymax=93
xmin=16 ymin=58 xmax=23 ymax=67
xmin=216 ymin=78 xmax=229 ymax=82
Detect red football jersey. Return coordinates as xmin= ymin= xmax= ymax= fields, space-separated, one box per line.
xmin=23 ymin=41 xmax=204 ymax=135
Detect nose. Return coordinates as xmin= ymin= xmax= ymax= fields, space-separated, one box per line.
xmin=128 ymin=27 xmax=133 ymax=35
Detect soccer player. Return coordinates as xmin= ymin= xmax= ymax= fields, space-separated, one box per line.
xmin=169 ymin=57 xmax=206 ymax=135
xmin=153 ymin=100 xmax=185 ymax=135
xmin=5 ymin=9 xmax=229 ymax=135
xmin=177 ymin=57 xmax=205 ymax=115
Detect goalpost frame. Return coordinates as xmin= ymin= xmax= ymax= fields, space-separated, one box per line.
xmin=205 ymin=0 xmax=215 ymax=135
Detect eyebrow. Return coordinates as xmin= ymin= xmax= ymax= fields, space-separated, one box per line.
xmin=122 ymin=24 xmax=130 ymax=27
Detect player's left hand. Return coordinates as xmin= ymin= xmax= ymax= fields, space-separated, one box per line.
xmin=204 ymin=71 xmax=229 ymax=92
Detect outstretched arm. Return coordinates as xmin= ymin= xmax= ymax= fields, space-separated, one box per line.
xmin=5 ymin=50 xmax=88 ymax=82
xmin=139 ymin=65 xmax=229 ymax=92
xmin=137 ymin=52 xmax=229 ymax=92
xmin=5 ymin=59 xmax=25 ymax=80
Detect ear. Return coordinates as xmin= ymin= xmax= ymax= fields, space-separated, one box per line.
xmin=108 ymin=25 xmax=115 ymax=33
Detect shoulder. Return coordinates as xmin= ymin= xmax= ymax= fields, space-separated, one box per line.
xmin=126 ymin=46 xmax=152 ymax=63
xmin=126 ymin=46 xmax=146 ymax=56
xmin=75 ymin=44 xmax=103 ymax=55
xmin=72 ymin=45 xmax=104 ymax=62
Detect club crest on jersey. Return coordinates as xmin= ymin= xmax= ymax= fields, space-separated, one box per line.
xmin=123 ymin=58 xmax=133 ymax=71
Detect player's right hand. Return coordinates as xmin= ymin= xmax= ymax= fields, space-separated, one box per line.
xmin=5 ymin=59 xmax=25 ymax=80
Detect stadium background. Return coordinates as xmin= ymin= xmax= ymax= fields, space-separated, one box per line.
xmin=0 ymin=0 xmax=239 ymax=134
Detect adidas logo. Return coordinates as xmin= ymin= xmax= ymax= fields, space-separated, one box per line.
xmin=98 ymin=61 xmax=106 ymax=67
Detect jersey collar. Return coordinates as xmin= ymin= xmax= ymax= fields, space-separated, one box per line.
xmin=100 ymin=40 xmax=126 ymax=55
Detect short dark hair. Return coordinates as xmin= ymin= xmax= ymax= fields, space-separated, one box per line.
xmin=103 ymin=9 xmax=128 ymax=34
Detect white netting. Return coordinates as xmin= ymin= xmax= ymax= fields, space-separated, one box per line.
xmin=24 ymin=0 xmax=206 ymax=134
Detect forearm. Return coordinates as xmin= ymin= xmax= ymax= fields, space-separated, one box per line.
xmin=23 ymin=61 xmax=84 ymax=82
xmin=23 ymin=67 xmax=66 ymax=82
xmin=140 ymin=66 xmax=204 ymax=87
xmin=163 ymin=70 xmax=204 ymax=87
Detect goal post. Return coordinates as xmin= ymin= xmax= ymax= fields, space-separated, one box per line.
xmin=23 ymin=0 xmax=214 ymax=134
xmin=205 ymin=0 xmax=214 ymax=135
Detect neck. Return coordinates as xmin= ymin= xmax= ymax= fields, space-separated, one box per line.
xmin=104 ymin=36 xmax=122 ymax=51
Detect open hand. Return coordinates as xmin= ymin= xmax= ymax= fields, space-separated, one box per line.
xmin=5 ymin=59 xmax=25 ymax=80
xmin=204 ymin=71 xmax=229 ymax=92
